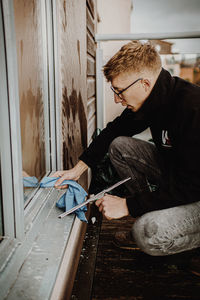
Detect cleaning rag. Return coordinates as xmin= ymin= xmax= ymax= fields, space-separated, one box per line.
xmin=40 ymin=177 xmax=88 ymax=222
xmin=23 ymin=176 xmax=39 ymax=187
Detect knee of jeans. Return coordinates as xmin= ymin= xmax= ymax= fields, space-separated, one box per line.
xmin=109 ymin=136 xmax=135 ymax=158
xmin=132 ymin=214 xmax=167 ymax=256
xmin=109 ymin=136 xmax=126 ymax=155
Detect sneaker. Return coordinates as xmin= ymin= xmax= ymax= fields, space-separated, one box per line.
xmin=189 ymin=256 xmax=200 ymax=277
xmin=112 ymin=230 xmax=140 ymax=250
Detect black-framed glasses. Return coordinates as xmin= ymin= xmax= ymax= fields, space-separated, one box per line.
xmin=110 ymin=78 xmax=143 ymax=100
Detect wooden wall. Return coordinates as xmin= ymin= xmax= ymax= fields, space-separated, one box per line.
xmin=56 ymin=0 xmax=97 ymax=189
xmin=87 ymin=0 xmax=97 ymax=146
xmin=57 ymin=0 xmax=87 ymax=186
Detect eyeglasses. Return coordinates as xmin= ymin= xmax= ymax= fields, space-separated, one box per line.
xmin=110 ymin=78 xmax=143 ymax=100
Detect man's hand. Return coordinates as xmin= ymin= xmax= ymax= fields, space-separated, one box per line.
xmin=51 ymin=160 xmax=88 ymax=189
xmin=95 ymin=194 xmax=129 ymax=220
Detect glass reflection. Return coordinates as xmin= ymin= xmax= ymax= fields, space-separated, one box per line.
xmin=13 ymin=0 xmax=46 ymax=204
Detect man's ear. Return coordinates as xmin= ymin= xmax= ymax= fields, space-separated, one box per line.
xmin=142 ymin=79 xmax=151 ymax=92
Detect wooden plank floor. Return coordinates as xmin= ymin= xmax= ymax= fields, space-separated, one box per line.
xmin=91 ymin=216 xmax=200 ymax=300
xmin=72 ymin=213 xmax=200 ymax=300
xmin=71 ymin=204 xmax=103 ymax=300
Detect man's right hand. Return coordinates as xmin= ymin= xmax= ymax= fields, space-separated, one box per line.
xmin=51 ymin=160 xmax=88 ymax=189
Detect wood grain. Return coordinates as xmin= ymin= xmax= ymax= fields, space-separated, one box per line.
xmin=87 ymin=77 xmax=96 ymax=99
xmin=87 ymin=54 xmax=96 ymax=76
xmin=92 ymin=216 xmax=200 ymax=299
xmin=87 ymin=6 xmax=95 ymax=36
xmin=56 ymin=0 xmax=87 ymax=189
xmin=87 ymin=31 xmax=96 ymax=57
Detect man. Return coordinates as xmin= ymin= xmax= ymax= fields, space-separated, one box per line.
xmin=54 ymin=41 xmax=200 ymax=260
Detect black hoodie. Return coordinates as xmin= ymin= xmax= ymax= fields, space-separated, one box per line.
xmin=80 ymin=68 xmax=200 ymax=217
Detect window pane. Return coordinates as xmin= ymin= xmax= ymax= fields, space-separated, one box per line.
xmin=149 ymin=40 xmax=200 ymax=86
xmin=13 ymin=0 xmax=46 ymax=203
xmin=131 ymin=0 xmax=200 ymax=35
xmin=161 ymin=53 xmax=200 ymax=85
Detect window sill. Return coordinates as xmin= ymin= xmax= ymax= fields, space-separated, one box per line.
xmin=1 ymin=187 xmax=88 ymax=300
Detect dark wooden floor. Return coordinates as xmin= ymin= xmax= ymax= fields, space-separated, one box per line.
xmin=72 ymin=208 xmax=200 ymax=300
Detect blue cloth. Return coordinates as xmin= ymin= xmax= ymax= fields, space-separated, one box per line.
xmin=23 ymin=176 xmax=39 ymax=187
xmin=40 ymin=177 xmax=88 ymax=222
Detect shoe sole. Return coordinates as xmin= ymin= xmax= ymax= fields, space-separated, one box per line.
xmin=112 ymin=240 xmax=141 ymax=251
xmin=191 ymin=270 xmax=200 ymax=277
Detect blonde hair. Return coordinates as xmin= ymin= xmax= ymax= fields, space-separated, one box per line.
xmin=103 ymin=41 xmax=161 ymax=81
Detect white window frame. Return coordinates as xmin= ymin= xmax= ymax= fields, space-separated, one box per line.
xmin=0 ymin=0 xmax=59 ymax=298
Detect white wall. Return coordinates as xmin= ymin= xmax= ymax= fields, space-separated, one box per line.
xmin=97 ymin=0 xmax=132 ymax=125
xmin=131 ymin=0 xmax=200 ymax=53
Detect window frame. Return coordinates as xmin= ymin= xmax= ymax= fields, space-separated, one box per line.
xmin=0 ymin=0 xmax=24 ymax=240
xmin=0 ymin=0 xmax=60 ymax=298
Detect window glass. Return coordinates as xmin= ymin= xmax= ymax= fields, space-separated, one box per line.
xmin=131 ymin=0 xmax=200 ymax=36
xmin=13 ymin=0 xmax=46 ymax=204
xmin=161 ymin=53 xmax=200 ymax=85
xmin=150 ymin=40 xmax=200 ymax=86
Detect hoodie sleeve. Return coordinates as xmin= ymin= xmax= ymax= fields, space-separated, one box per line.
xmin=79 ymin=108 xmax=149 ymax=168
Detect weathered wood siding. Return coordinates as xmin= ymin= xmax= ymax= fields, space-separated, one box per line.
xmin=13 ymin=0 xmax=46 ymax=180
xmin=56 ymin=0 xmax=97 ymax=189
xmin=87 ymin=0 xmax=97 ymax=146
xmin=56 ymin=0 xmax=88 ymax=188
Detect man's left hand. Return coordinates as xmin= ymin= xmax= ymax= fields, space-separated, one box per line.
xmin=95 ymin=194 xmax=129 ymax=220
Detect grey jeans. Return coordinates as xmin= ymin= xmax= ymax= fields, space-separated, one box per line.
xmin=109 ymin=136 xmax=200 ymax=256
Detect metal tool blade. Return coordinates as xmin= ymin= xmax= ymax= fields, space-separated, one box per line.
xmin=58 ymin=176 xmax=131 ymax=219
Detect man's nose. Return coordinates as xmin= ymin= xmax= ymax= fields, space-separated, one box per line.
xmin=114 ymin=93 xmax=122 ymax=104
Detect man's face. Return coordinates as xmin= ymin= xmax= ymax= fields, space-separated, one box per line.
xmin=111 ymin=72 xmax=150 ymax=112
